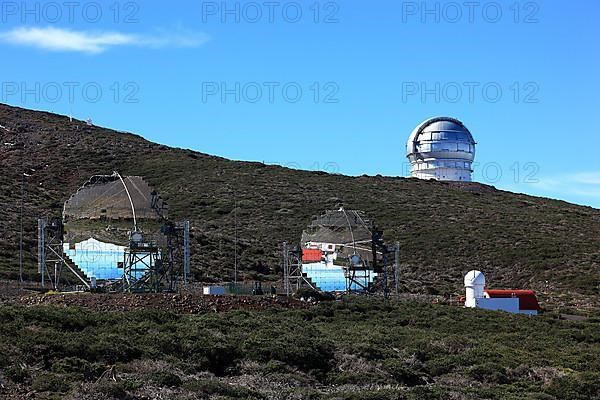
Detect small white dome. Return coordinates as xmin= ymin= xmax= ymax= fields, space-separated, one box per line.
xmin=464 ymin=270 xmax=485 ymax=287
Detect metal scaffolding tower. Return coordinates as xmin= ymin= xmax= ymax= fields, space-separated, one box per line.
xmin=37 ymin=217 xmax=90 ymax=290
xmin=183 ymin=220 xmax=191 ymax=284
xmin=282 ymin=242 xmax=317 ymax=296
xmin=343 ymin=255 xmax=374 ymax=293
xmin=162 ymin=220 xmax=191 ymax=292
xmin=121 ymin=231 xmax=162 ymax=293
xmin=367 ymin=235 xmax=401 ymax=299
xmin=122 ymin=221 xmax=191 ymax=293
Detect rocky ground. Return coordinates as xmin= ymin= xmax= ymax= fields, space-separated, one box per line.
xmin=14 ymin=292 xmax=307 ymax=313
xmin=0 ymin=280 xmax=308 ymax=314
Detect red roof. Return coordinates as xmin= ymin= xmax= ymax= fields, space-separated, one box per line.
xmin=302 ymin=249 xmax=323 ymax=263
xmin=484 ymin=290 xmax=541 ymax=311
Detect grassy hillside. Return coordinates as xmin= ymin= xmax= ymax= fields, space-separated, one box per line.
xmin=0 ymin=298 xmax=598 ymax=399
xmin=0 ymin=103 xmax=599 ymax=307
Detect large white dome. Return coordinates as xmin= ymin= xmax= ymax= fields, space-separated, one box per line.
xmin=406 ymin=117 xmax=476 ymax=181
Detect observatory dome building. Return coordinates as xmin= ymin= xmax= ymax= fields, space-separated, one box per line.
xmin=406 ymin=117 xmax=476 ymax=181
xmin=463 ymin=270 xmax=541 ymax=315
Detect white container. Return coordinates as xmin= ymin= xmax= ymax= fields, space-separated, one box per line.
xmin=476 ymin=297 xmax=520 ymax=313
xmin=203 ymin=286 xmax=226 ymax=295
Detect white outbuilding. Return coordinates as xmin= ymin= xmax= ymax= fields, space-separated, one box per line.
xmin=464 ymin=271 xmax=540 ymax=315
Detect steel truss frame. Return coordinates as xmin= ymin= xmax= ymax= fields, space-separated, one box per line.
xmin=122 ymin=220 xmax=190 ymax=293
xmin=282 ymin=241 xmax=317 ymax=296
xmin=37 ymin=218 xmax=90 ymax=290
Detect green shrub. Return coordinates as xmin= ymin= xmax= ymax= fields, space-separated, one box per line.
xmin=242 ymin=327 xmax=333 ymax=373
xmin=383 ymin=359 xmax=429 ymax=386
xmin=51 ymin=357 xmax=103 ymax=380
xmin=329 ymin=388 xmax=408 ymax=400
xmin=194 ymin=342 xmax=240 ymax=376
xmin=183 ymin=379 xmax=261 ymax=398
xmin=150 ymin=371 xmax=182 ymax=388
xmin=424 ymin=357 xmax=457 ymax=377
xmin=0 ymin=352 xmax=9 ymax=369
xmin=329 ymin=371 xmax=391 ymax=386
xmin=4 ymin=365 xmax=29 ymax=383
xmin=545 ymin=372 xmax=600 ymax=400
xmin=94 ymin=381 xmax=131 ymax=399
xmin=265 ymin=359 xmax=290 ymax=374
xmin=468 ymin=363 xmax=509 ymax=384
xmin=31 ymin=372 xmax=70 ymax=393
xmin=88 ymin=335 xmax=142 ymax=364
xmin=119 ymin=378 xmax=144 ymax=392
xmin=516 ymin=394 xmax=555 ymax=400
xmin=0 ymin=298 xmax=598 ymax=398
xmin=406 ymin=386 xmax=452 ymax=400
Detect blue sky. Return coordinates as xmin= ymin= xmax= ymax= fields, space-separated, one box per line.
xmin=1 ymin=1 xmax=599 ymax=208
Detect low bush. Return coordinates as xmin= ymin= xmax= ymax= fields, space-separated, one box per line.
xmin=545 ymin=371 xmax=600 ymax=400
xmin=0 ymin=298 xmax=597 ymax=398
xmin=94 ymin=381 xmax=131 ymax=399
xmin=51 ymin=357 xmax=103 ymax=380
xmin=183 ymin=378 xmax=261 ymax=398
xmin=4 ymin=365 xmax=29 ymax=383
xmin=242 ymin=326 xmax=334 ymax=373
xmin=150 ymin=371 xmax=182 ymax=388
xmin=383 ymin=359 xmax=429 ymax=386
xmin=31 ymin=372 xmax=70 ymax=393
xmin=468 ymin=363 xmax=509 ymax=384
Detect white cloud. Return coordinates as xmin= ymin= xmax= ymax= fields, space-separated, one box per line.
xmin=536 ymin=172 xmax=600 ymax=196
xmin=0 ymin=27 xmax=209 ymax=54
xmin=571 ymin=172 xmax=600 ymax=186
xmin=499 ymin=171 xmax=600 ymax=209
